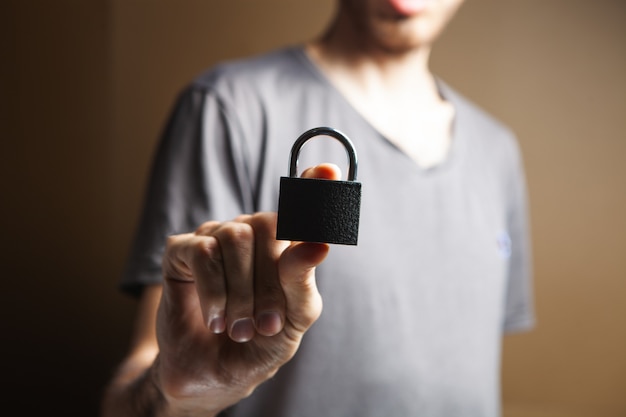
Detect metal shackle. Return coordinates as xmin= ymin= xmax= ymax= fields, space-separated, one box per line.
xmin=288 ymin=127 xmax=358 ymax=181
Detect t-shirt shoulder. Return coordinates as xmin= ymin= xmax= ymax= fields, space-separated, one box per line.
xmin=189 ymin=46 xmax=303 ymax=95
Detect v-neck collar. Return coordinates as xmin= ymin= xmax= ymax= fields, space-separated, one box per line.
xmin=291 ymin=45 xmax=465 ymax=176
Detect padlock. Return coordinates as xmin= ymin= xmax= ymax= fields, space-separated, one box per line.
xmin=276 ymin=127 xmax=362 ymax=245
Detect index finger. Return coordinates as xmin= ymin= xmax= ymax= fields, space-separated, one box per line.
xmin=300 ymin=163 xmax=342 ymax=180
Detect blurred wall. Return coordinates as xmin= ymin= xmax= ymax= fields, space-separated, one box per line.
xmin=2 ymin=1 xmax=122 ymax=415
xmin=2 ymin=0 xmax=624 ymax=416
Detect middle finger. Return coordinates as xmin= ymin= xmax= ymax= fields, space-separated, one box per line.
xmin=212 ymin=221 xmax=256 ymax=343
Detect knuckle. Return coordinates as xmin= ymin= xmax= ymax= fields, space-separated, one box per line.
xmin=233 ymin=213 xmax=252 ymax=223
xmin=195 ymin=220 xmax=221 ymax=235
xmin=250 ymin=212 xmax=277 ymax=236
xmin=165 ymin=234 xmax=182 ymax=249
xmin=217 ymin=222 xmax=254 ymax=247
xmin=165 ymin=233 xmax=193 ymax=257
xmin=193 ymin=236 xmax=220 ymax=260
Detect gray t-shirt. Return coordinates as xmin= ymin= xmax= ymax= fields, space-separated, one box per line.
xmin=122 ymin=46 xmax=534 ymax=417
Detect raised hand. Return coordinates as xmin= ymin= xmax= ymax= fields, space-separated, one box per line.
xmin=153 ymin=164 xmax=341 ymax=415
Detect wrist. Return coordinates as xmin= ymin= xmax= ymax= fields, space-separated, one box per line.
xmin=150 ymin=356 xmax=225 ymax=417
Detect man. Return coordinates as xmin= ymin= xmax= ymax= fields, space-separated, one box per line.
xmin=101 ymin=0 xmax=534 ymax=416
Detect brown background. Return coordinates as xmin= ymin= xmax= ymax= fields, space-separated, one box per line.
xmin=2 ymin=1 xmax=625 ymax=416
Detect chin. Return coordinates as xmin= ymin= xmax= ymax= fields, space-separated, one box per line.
xmin=372 ymin=18 xmax=442 ymax=53
xmin=368 ymin=0 xmax=463 ymax=51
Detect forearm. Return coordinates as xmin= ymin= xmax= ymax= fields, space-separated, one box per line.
xmin=101 ymin=356 xmax=227 ymax=417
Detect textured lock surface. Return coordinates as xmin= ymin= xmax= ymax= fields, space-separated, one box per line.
xmin=277 ymin=177 xmax=361 ymax=245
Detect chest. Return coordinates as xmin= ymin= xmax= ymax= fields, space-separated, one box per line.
xmin=346 ymin=91 xmax=456 ymax=169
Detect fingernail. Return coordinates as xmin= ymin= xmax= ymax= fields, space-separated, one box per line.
xmin=256 ymin=311 xmax=282 ymax=336
xmin=230 ymin=318 xmax=255 ymax=343
xmin=209 ymin=315 xmax=226 ymax=334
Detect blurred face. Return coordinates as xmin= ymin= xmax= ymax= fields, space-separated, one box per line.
xmin=338 ymin=0 xmax=465 ymax=53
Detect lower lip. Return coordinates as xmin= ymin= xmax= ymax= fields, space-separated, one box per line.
xmin=387 ymin=0 xmax=432 ymax=16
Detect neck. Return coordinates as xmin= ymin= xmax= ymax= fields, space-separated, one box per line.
xmin=307 ymin=10 xmax=439 ymax=102
xmin=302 ymin=3 xmax=456 ymax=169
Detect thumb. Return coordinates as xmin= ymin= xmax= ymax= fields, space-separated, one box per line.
xmin=278 ymin=241 xmax=329 ymax=334
xmin=277 ymin=162 xmax=338 ymax=334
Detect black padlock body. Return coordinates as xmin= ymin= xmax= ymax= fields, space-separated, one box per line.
xmin=277 ymin=176 xmax=361 ymax=245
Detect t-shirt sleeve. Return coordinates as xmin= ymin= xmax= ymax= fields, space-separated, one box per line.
xmin=502 ymin=136 xmax=536 ymax=333
xmin=119 ymin=85 xmax=255 ymax=297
